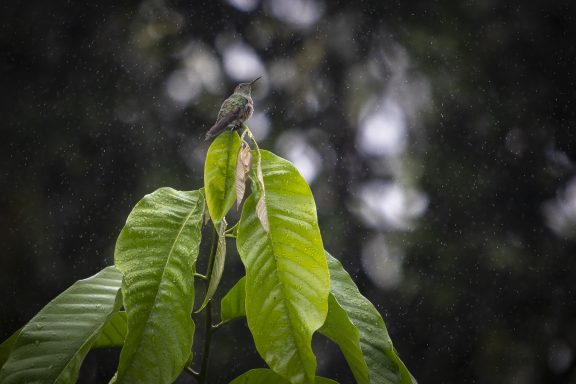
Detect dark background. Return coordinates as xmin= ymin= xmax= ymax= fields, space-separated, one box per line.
xmin=1 ymin=0 xmax=575 ymax=383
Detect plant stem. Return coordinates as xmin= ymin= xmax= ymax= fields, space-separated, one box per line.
xmin=198 ymin=225 xmax=218 ymax=384
xmin=199 ymin=301 xmax=213 ymax=383
xmin=224 ymin=221 xmax=239 ymax=235
xmin=211 ymin=320 xmax=228 ymax=332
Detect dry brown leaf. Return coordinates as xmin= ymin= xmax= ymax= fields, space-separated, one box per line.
xmin=251 ymin=144 xmax=268 ymax=232
xmin=235 ymin=142 xmax=252 ymax=208
xmin=256 ymin=195 xmax=269 ymax=232
xmin=255 ymin=158 xmax=265 ymax=191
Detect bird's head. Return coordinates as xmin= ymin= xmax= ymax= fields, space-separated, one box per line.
xmin=234 ymin=76 xmax=261 ymax=96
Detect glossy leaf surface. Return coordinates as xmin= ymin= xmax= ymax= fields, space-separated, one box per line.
xmin=204 ymin=131 xmax=241 ymax=223
xmin=114 ymin=188 xmax=204 ymax=384
xmin=237 ymin=150 xmax=330 ymax=384
xmin=0 ymin=266 xmax=122 ymax=384
xmin=218 ymin=253 xmax=417 ymax=384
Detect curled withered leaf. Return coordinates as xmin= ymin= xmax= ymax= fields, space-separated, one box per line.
xmin=252 ymin=146 xmax=268 ymax=232
xmin=255 ymin=157 xmax=265 ymax=192
xmin=235 ymin=142 xmax=252 ymax=209
xmin=256 ymin=195 xmax=269 ymax=232
xmin=241 ymin=143 xmax=253 ymax=169
xmin=235 ymin=154 xmax=246 ymax=209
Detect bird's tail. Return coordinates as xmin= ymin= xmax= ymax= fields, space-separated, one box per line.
xmin=204 ymin=122 xmax=223 ymax=141
xmin=204 ymin=111 xmax=238 ymax=141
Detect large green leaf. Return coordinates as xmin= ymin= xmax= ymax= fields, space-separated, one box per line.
xmin=220 ymin=276 xmax=246 ymax=323
xmin=325 ymin=252 xmax=415 ymax=384
xmin=0 ymin=266 xmax=122 ymax=384
xmin=217 ymin=254 xmax=416 ymax=383
xmin=229 ymin=368 xmax=339 ymax=384
xmin=204 ymin=131 xmax=242 ymax=223
xmin=113 ymin=188 xmax=205 ymax=384
xmin=237 ymin=150 xmax=330 ymax=384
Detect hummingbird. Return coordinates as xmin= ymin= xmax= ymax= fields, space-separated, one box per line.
xmin=205 ymin=76 xmax=261 ymax=141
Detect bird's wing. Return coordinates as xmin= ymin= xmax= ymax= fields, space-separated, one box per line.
xmin=205 ymin=105 xmax=242 ymax=140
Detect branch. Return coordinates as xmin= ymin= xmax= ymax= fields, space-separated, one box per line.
xmin=198 ymin=225 xmax=218 ymax=384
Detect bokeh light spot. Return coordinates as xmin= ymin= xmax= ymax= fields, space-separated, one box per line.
xmin=361 ymin=235 xmax=404 ymax=289
xmin=223 ymin=44 xmax=265 ymax=82
xmin=276 ymin=130 xmax=322 ymax=183
xmin=357 ymin=99 xmax=407 ymax=157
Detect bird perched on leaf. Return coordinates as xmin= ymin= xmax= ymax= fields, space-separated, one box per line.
xmin=205 ymin=76 xmax=261 ymax=141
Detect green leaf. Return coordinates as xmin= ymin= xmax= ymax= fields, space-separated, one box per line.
xmin=197 ymin=221 xmax=227 ymax=312
xmin=325 ymin=252 xmax=416 ymax=384
xmin=237 ymin=150 xmax=330 ymax=384
xmin=229 ymin=368 xmax=339 ymax=384
xmin=0 ymin=266 xmax=122 ymax=384
xmin=205 ymin=130 xmax=242 ymax=222
xmin=113 ymin=188 xmax=205 ymax=384
xmin=0 ymin=328 xmax=21 ymax=370
xmin=213 ymin=253 xmax=417 ymax=383
xmin=92 ymin=311 xmax=127 ymax=349
xmin=220 ymin=276 xmax=246 ymax=323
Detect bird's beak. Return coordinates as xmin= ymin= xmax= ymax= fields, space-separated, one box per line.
xmin=250 ymin=76 xmax=262 ymax=85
